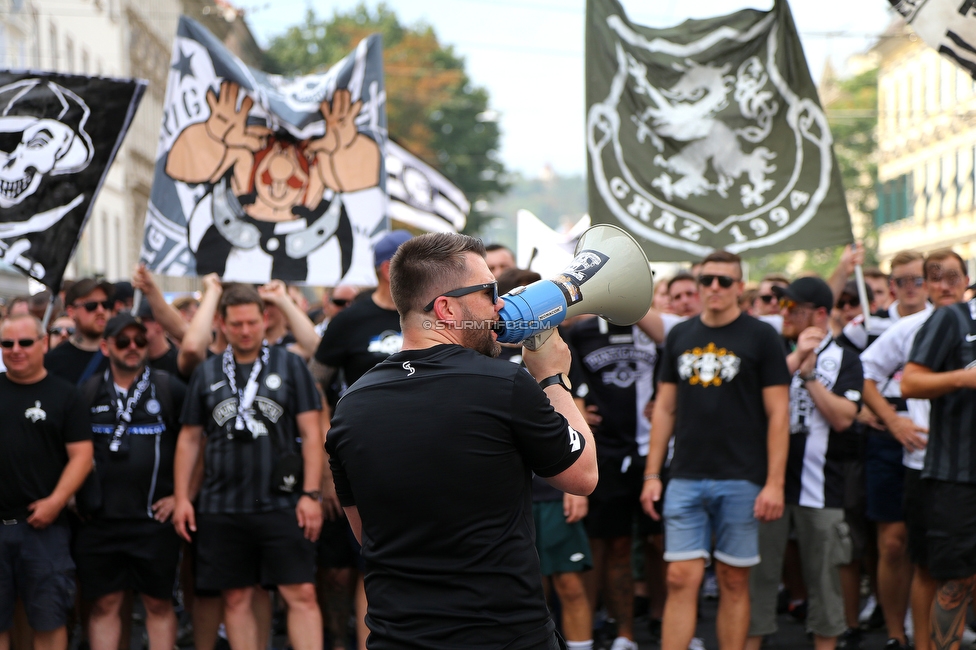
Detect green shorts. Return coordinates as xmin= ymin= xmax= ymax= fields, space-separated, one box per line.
xmin=533 ymin=500 xmax=592 ymax=576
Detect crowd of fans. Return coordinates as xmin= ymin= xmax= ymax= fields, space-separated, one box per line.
xmin=1 ymin=235 xmax=973 ymax=650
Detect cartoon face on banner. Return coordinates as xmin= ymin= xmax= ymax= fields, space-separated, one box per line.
xmin=142 ymin=17 xmax=387 ymax=286
xmin=0 ymin=74 xmax=143 ymax=288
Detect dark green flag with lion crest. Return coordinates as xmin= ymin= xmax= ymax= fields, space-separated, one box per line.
xmin=586 ymin=0 xmax=852 ymax=261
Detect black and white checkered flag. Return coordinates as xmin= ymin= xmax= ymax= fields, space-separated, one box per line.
xmin=386 ymin=139 xmax=468 ymax=233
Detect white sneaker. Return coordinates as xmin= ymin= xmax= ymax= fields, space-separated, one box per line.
xmin=609 ymin=638 xmax=638 ymax=650
xmin=859 ymin=594 xmax=878 ymax=625
xmin=702 ymin=573 xmax=719 ymax=599
xmin=904 ymin=608 xmax=914 ymax=642
xmin=689 ymin=638 xmax=707 ymax=650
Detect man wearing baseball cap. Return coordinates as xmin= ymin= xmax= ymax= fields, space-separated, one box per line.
xmin=747 ymin=276 xmax=864 ymax=650
xmin=75 ymin=313 xmax=186 ymax=650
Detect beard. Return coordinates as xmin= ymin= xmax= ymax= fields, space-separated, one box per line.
xmin=460 ymin=305 xmax=501 ymax=358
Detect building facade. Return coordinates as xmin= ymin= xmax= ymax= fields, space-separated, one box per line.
xmin=875 ymin=20 xmax=976 ymax=270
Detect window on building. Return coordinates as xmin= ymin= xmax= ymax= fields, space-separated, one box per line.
xmin=875 ymin=173 xmax=914 ymax=227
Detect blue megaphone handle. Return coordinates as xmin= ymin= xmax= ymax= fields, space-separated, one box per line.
xmin=496 ymin=281 xmax=569 ymax=344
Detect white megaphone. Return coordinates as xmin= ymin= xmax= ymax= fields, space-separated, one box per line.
xmin=496 ymin=224 xmax=653 ymax=350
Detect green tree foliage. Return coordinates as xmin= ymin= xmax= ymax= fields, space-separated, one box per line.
xmin=264 ymin=2 xmax=506 ymax=235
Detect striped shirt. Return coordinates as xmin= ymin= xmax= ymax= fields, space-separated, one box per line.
xmin=182 ymin=347 xmax=321 ymax=514
xmin=909 ymin=300 xmax=976 ymax=483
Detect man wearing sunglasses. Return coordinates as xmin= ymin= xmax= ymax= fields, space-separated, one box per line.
xmin=326 ymin=232 xmax=596 ymax=649
xmin=45 ymin=278 xmax=115 ymax=385
xmin=0 ymin=314 xmax=93 ymax=650
xmin=640 ymin=250 xmax=790 ymax=650
xmin=74 ymin=313 xmax=187 ymax=650
xmin=747 ymin=276 xmax=864 ymax=650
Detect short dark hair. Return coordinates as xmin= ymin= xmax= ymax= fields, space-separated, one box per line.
xmin=218 ymin=283 xmax=264 ymax=318
xmin=390 ymin=233 xmax=487 ymax=316
xmin=484 ymin=243 xmax=513 ymax=254
xmin=700 ymin=250 xmax=743 ymax=279
xmin=761 ymin=273 xmax=790 ymax=286
xmin=862 ymin=266 xmax=888 ymax=281
xmin=667 ymin=272 xmax=696 ymax=292
xmin=924 ymin=249 xmax=968 ymax=279
xmin=496 ymin=268 xmax=541 ymax=295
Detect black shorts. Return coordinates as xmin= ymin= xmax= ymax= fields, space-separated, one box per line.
xmin=585 ymin=455 xmax=658 ymax=539
xmin=195 ymin=510 xmax=316 ymax=591
xmin=924 ymin=478 xmax=976 ymax=580
xmin=865 ymin=434 xmax=905 ymax=522
xmin=842 ymin=457 xmax=868 ymax=561
xmin=316 ymin=518 xmax=357 ymax=569
xmin=0 ymin=521 xmax=75 ymax=632
xmin=903 ymin=469 xmax=928 ymax=567
xmin=74 ymin=518 xmax=181 ymax=601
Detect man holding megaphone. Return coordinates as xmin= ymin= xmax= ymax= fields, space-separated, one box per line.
xmin=325 ymin=232 xmax=597 ymax=649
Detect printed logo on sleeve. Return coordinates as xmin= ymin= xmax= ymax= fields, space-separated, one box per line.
xmin=568 ymin=425 xmax=582 ymax=452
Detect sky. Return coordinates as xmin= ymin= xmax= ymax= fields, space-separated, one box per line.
xmin=243 ymin=0 xmax=897 ymax=179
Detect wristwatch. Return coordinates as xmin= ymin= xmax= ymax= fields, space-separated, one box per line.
xmin=300 ymin=490 xmax=322 ymax=502
xmin=539 ymin=373 xmax=572 ymax=393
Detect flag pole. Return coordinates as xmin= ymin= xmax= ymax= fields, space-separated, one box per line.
xmin=853 ymin=264 xmax=871 ymax=333
xmin=131 ymin=288 xmax=142 ymax=316
xmin=41 ymin=293 xmax=55 ymax=331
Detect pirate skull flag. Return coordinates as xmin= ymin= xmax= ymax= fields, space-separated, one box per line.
xmin=0 ymin=73 xmax=144 ymax=290
xmin=586 ymin=0 xmax=853 ymax=261
xmin=141 ymin=16 xmax=387 ymax=285
xmin=890 ymin=0 xmax=976 ymax=80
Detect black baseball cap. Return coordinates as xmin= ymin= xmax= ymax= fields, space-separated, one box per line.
xmin=103 ymin=313 xmax=147 ymax=339
xmin=772 ymin=276 xmax=833 ymax=311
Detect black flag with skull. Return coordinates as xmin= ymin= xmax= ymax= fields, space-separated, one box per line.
xmin=0 ymin=72 xmax=145 ymax=290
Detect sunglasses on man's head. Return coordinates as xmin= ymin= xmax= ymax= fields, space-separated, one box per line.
xmin=73 ymin=300 xmax=113 ymax=312
xmin=892 ymin=275 xmax=924 ymax=289
xmin=697 ymin=274 xmax=736 ymax=289
xmin=113 ymin=334 xmax=148 ymax=349
xmin=836 ymin=297 xmax=860 ymax=309
xmin=0 ymin=336 xmax=42 ymax=349
xmin=423 ymin=282 xmax=499 ymax=312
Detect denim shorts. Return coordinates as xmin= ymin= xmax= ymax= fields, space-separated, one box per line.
xmin=663 ymin=478 xmax=762 ymax=567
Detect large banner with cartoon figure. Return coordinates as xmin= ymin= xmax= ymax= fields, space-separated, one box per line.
xmin=586 ymin=0 xmax=852 ymax=262
xmin=141 ymin=16 xmax=386 ymax=285
xmin=0 ymin=73 xmax=144 ymax=291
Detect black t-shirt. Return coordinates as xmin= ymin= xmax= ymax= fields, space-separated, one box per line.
xmin=327 ymin=344 xmax=583 ymax=649
xmin=909 ymin=301 xmax=976 ymax=483
xmin=0 ymin=374 xmax=91 ymax=519
xmin=566 ymin=317 xmax=657 ymax=459
xmin=83 ymin=369 xmax=186 ymax=519
xmin=314 ymin=297 xmax=402 ymax=387
xmin=149 ymin=345 xmax=181 ymax=379
xmin=182 ymin=347 xmax=321 ymax=514
xmin=45 ymin=343 xmax=108 ymax=385
xmin=661 ymin=313 xmax=791 ymax=486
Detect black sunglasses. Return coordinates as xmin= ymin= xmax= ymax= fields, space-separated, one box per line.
xmin=73 ymin=300 xmax=113 ymax=312
xmin=758 ymin=294 xmax=776 ymax=303
xmin=836 ymin=297 xmax=860 ymax=309
xmin=0 ymin=336 xmax=42 ymax=349
xmin=423 ymin=282 xmax=499 ymax=312
xmin=892 ymin=276 xmax=924 ymax=289
xmin=330 ymin=298 xmax=351 ymax=307
xmin=48 ymin=326 xmax=75 ymax=337
xmin=113 ymin=334 xmax=148 ymax=349
xmin=697 ymin=274 xmax=736 ymax=289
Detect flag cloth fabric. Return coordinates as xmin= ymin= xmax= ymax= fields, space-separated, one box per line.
xmin=586 ymin=0 xmax=852 ymax=262
xmin=0 ymin=73 xmax=144 ymax=291
xmin=141 ymin=16 xmax=387 ymax=286
xmin=386 ymin=139 xmax=468 ymax=233
xmin=891 ymin=0 xmax=976 ymax=79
